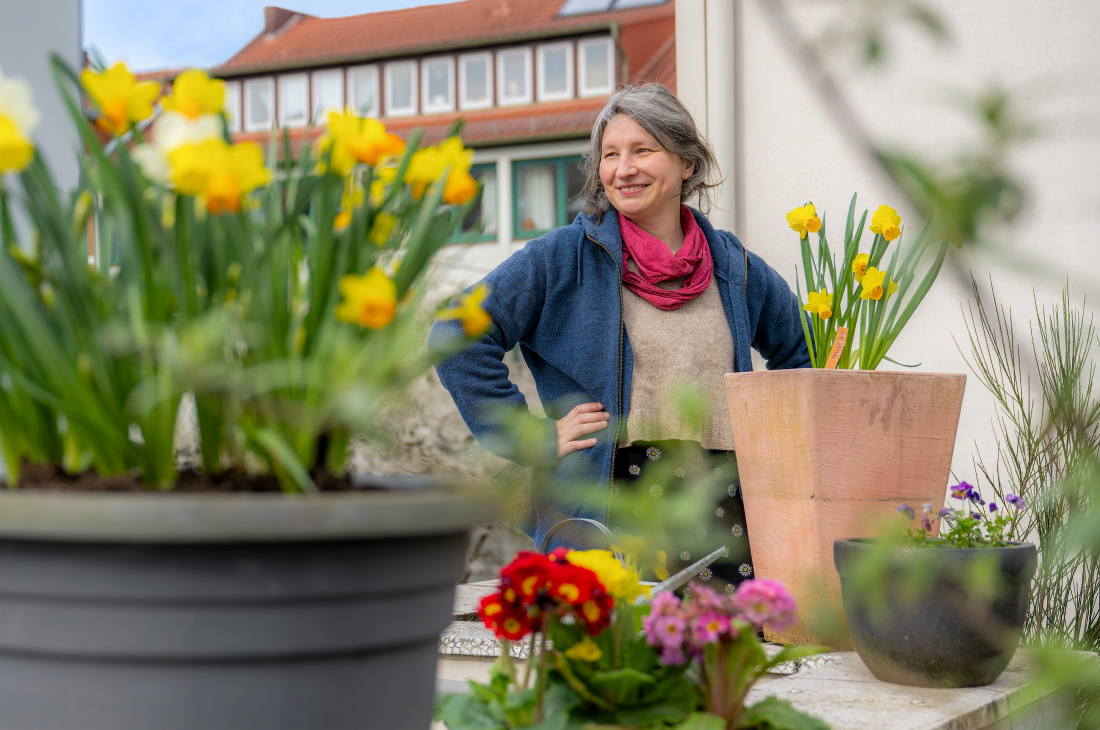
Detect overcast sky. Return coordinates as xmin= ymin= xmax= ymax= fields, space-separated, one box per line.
xmin=83 ymin=0 xmax=461 ymax=72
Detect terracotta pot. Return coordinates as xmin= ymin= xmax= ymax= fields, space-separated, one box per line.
xmin=835 ymin=538 xmax=1036 ymax=687
xmin=724 ymin=370 xmax=966 ymax=647
xmin=0 ymin=479 xmax=498 ymax=730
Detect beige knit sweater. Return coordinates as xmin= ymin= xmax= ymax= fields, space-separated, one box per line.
xmin=622 ymin=272 xmax=735 ymax=450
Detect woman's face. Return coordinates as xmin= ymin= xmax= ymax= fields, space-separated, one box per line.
xmin=599 ymin=114 xmax=694 ymax=231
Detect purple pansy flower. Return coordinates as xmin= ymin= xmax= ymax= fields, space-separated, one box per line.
xmin=897 ymin=503 xmax=915 ymax=520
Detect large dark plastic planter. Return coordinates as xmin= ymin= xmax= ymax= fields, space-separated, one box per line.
xmin=0 ymin=482 xmax=497 ymax=730
xmin=834 ymin=537 xmax=1037 ymax=688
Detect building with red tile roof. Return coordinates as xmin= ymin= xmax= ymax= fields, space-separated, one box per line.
xmin=202 ymin=0 xmax=675 ymax=260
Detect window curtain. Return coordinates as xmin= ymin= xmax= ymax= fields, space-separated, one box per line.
xmin=517 ymin=165 xmax=557 ymax=233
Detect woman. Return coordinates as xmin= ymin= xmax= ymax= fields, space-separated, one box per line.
xmin=430 ymin=84 xmax=808 ymax=592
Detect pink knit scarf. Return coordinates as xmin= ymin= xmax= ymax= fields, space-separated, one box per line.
xmin=619 ymin=207 xmax=714 ymax=310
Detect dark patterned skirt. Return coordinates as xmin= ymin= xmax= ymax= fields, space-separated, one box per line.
xmin=609 ymin=439 xmax=754 ymax=595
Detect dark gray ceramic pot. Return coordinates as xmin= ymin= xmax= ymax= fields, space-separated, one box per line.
xmin=0 ymin=479 xmax=498 ymax=730
xmin=834 ymin=537 xmax=1037 ymax=688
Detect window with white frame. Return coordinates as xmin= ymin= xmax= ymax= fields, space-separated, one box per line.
xmin=459 ymin=52 xmax=493 ymax=111
xmin=578 ymin=37 xmax=614 ymax=97
xmin=385 ymin=61 xmax=418 ymax=117
xmin=537 ymin=42 xmax=573 ymax=102
xmin=497 ymin=47 xmax=533 ymax=106
xmin=223 ymin=80 xmax=241 ymax=133
xmin=421 ymin=56 xmax=455 ymax=114
xmin=278 ymin=73 xmax=308 ymax=127
xmin=243 ymin=77 xmax=275 ymax=132
xmin=347 ymin=65 xmax=379 ymax=117
xmin=311 ymin=69 xmax=344 ymax=123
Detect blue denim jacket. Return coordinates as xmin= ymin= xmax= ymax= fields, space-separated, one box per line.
xmin=429 ymin=208 xmax=809 ymax=551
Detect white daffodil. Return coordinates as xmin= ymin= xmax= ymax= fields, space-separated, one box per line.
xmin=0 ymin=68 xmax=39 ymax=173
xmin=133 ymin=110 xmax=222 ymax=184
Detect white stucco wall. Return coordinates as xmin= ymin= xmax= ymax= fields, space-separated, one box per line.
xmin=680 ymin=0 xmax=1100 ymax=482
xmin=0 ymin=0 xmax=82 ymax=193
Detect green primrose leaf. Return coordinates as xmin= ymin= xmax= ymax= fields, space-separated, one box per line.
xmin=736 ymin=696 xmax=830 ymax=729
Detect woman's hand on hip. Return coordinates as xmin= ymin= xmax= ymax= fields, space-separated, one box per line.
xmin=557 ymin=402 xmax=611 ymax=457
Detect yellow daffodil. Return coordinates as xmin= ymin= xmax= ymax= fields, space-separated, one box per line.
xmin=785 ymin=202 xmax=822 ymax=240
xmin=566 ymin=549 xmax=646 ymax=602
xmin=859 ymin=266 xmax=899 ymax=301
xmin=407 ymin=136 xmax=474 ymax=200
xmin=335 ymin=268 xmax=397 ymax=329
xmin=852 ymin=252 xmax=869 ymax=282
xmin=368 ymin=211 xmax=398 ymax=246
xmin=802 ymin=289 xmax=833 ymax=319
xmin=443 ymin=168 xmax=478 ymax=205
xmin=0 ymin=69 xmax=38 ymax=173
xmin=81 ymin=62 xmax=160 ymax=136
xmin=563 ymin=637 xmax=602 ymax=662
xmin=369 ymin=164 xmax=397 ymax=206
xmin=161 ymin=69 xmax=226 ymax=120
xmin=168 ymin=138 xmax=269 ymax=215
xmin=869 ymin=204 xmax=902 ymax=241
xmin=437 ymin=136 xmax=474 ymax=173
xmin=438 ymin=284 xmax=492 ymax=337
xmin=316 ymin=111 xmax=405 ymax=176
xmin=334 ymin=176 xmax=365 ymax=231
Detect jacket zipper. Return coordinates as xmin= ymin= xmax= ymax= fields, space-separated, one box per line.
xmin=741 ymin=248 xmax=749 ymax=372
xmin=587 ymin=234 xmax=623 ymax=526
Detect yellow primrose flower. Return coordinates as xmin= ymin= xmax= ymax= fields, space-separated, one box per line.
xmin=168 ymin=138 xmax=269 ymax=215
xmin=802 ymin=289 xmax=833 ymax=319
xmin=0 ymin=69 xmax=39 ymax=173
xmin=859 ymin=266 xmax=899 ymax=301
xmin=563 ymin=637 xmax=602 ymax=662
xmin=317 ymin=111 xmax=405 ymax=176
xmin=161 ymin=69 xmax=226 ymax=120
xmin=335 ymin=268 xmax=397 ymax=329
xmin=785 ymin=203 xmax=821 ymax=240
xmin=438 ymin=284 xmax=492 ymax=337
xmin=81 ymin=62 xmax=160 ymax=136
xmin=566 ymin=549 xmax=645 ymax=603
xmin=869 ymin=204 xmax=902 ymax=241
xmin=852 ymin=252 xmax=869 ymax=282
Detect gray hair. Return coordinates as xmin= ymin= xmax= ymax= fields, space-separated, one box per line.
xmin=579 ymin=83 xmax=721 ymax=218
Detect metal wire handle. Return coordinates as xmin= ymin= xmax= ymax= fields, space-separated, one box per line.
xmin=539 ymin=517 xmax=624 ymax=565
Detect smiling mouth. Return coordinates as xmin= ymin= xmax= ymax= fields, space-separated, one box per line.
xmin=617 ymin=184 xmax=649 ymax=194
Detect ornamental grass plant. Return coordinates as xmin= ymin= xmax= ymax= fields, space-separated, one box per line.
xmin=0 ymin=56 xmax=487 ymax=491
xmin=787 ymin=195 xmax=949 ymax=369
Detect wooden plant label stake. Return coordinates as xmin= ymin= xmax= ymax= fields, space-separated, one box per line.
xmin=824 ymin=327 xmax=848 ymax=369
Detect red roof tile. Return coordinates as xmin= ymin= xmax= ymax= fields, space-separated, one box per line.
xmin=215 ymin=0 xmax=673 ymax=76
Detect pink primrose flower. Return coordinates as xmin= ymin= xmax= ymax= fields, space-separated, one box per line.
xmin=733 ymin=579 xmax=797 ymax=629
xmin=659 ymin=645 xmax=687 ymax=666
xmin=650 ymin=589 xmax=682 ymax=616
xmin=652 ymin=615 xmax=687 ymax=649
xmin=692 ymin=610 xmax=729 ymax=644
xmin=688 ymin=582 xmax=725 ymax=612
